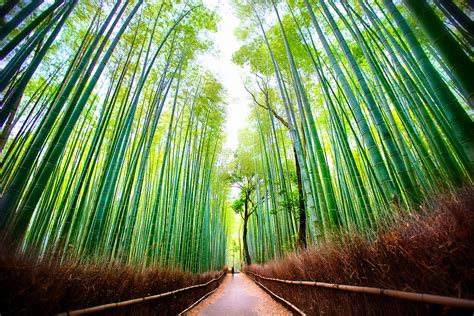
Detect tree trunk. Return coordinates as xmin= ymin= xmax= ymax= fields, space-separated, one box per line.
xmin=0 ymin=0 xmax=44 ymax=41
xmin=434 ymin=0 xmax=474 ymax=37
xmin=0 ymin=0 xmax=19 ymax=21
xmin=242 ymin=215 xmax=251 ymax=265
xmin=385 ymin=0 xmax=474 ymax=170
xmin=294 ymin=146 xmax=306 ymax=249
xmin=0 ymin=96 xmax=19 ymax=153
xmin=242 ymin=196 xmax=252 ymax=265
xmin=402 ymin=0 xmax=474 ymax=109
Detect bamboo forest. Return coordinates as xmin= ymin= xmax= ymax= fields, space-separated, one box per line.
xmin=0 ymin=0 xmax=473 ymax=315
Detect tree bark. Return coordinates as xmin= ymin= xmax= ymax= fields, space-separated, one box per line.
xmin=242 ymin=214 xmax=251 ymax=265
xmin=0 ymin=96 xmax=19 ymax=153
xmin=242 ymin=192 xmax=252 ymax=265
xmin=294 ymin=146 xmax=306 ymax=249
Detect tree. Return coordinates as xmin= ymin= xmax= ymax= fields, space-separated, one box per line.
xmin=230 ymin=129 xmax=260 ymax=265
xmin=0 ymin=0 xmax=227 ymax=273
xmin=245 ymin=76 xmax=307 ymax=249
xmin=232 ymin=0 xmax=472 ymax=260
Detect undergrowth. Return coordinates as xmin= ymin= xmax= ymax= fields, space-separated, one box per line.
xmin=0 ymin=248 xmax=226 ymax=315
xmin=246 ymin=186 xmax=474 ymax=315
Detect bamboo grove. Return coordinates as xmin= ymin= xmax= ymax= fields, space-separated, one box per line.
xmin=0 ymin=0 xmax=229 ymax=273
xmin=1 ymin=0 xmax=473 ymax=271
xmin=232 ymin=0 xmax=473 ymax=264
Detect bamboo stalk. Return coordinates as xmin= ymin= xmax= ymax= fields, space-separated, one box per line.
xmin=247 ymin=272 xmax=474 ymax=309
xmin=57 ymin=272 xmax=225 ymax=315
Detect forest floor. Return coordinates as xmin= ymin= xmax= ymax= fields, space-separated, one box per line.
xmin=186 ymin=273 xmax=291 ymax=316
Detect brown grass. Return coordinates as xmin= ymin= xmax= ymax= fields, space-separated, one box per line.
xmin=0 ymin=249 xmax=226 ymax=315
xmin=245 ymin=186 xmax=474 ymax=315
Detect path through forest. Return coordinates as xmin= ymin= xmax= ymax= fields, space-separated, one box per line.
xmin=187 ymin=273 xmax=291 ymax=315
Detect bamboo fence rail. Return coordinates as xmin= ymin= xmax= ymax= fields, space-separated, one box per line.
xmin=177 ymin=288 xmax=217 ymax=315
xmin=57 ymin=272 xmax=226 ymax=315
xmin=251 ymin=277 xmax=306 ymax=315
xmin=247 ymin=271 xmax=474 ymax=310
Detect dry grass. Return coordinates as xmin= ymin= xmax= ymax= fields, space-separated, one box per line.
xmin=0 ymin=249 xmax=226 ymax=315
xmin=245 ymin=186 xmax=474 ymax=315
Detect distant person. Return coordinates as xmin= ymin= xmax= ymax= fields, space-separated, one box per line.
xmin=231 ymin=266 xmax=235 ymax=274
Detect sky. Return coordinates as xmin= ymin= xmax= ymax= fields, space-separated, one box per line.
xmin=200 ymin=0 xmax=251 ymax=151
xmin=201 ymin=0 xmax=250 ymax=256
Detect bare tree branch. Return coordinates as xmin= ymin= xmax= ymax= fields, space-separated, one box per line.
xmin=243 ymin=77 xmax=290 ymax=129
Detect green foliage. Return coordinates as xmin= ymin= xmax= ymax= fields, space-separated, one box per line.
xmin=1 ymin=0 xmax=472 ymax=271
xmin=0 ymin=0 xmax=229 ymax=274
xmin=231 ymin=197 xmax=245 ymax=215
xmin=232 ymin=0 xmax=473 ymax=263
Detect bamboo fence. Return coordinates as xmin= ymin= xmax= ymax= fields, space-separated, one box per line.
xmin=57 ymin=272 xmax=226 ymax=315
xmin=247 ymin=271 xmax=474 ymax=310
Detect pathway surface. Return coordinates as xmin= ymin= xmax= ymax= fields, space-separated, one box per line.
xmin=186 ymin=273 xmax=291 ymax=316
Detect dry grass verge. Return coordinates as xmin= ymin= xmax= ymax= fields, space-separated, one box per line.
xmin=0 ymin=251 xmax=226 ymax=315
xmin=245 ymin=186 xmax=474 ymax=315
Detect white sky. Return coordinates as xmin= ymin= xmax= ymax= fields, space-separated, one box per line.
xmin=200 ymin=1 xmax=250 ymax=248
xmin=200 ymin=0 xmax=251 ymax=151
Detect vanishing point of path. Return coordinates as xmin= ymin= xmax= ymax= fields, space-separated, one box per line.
xmin=187 ymin=273 xmax=291 ymax=316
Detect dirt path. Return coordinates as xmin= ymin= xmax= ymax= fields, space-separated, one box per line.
xmin=186 ymin=273 xmax=291 ymax=316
